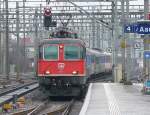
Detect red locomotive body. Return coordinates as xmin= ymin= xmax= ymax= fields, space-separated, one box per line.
xmin=37 ymin=39 xmax=87 ymax=96
xmin=38 ymin=43 xmax=85 ymax=76
xmin=38 ymin=60 xmax=85 ymax=76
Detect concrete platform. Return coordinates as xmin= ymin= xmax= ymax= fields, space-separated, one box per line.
xmin=79 ymin=83 xmax=150 ymax=115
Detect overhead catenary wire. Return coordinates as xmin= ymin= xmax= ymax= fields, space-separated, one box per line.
xmin=66 ymin=0 xmax=112 ymax=30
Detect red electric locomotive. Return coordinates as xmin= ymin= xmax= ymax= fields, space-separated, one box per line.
xmin=37 ymin=28 xmax=112 ymax=97
xmin=38 ymin=38 xmax=87 ymax=97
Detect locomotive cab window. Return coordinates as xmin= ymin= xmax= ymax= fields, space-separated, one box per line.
xmin=43 ymin=45 xmax=58 ymax=60
xmin=64 ymin=45 xmax=85 ymax=60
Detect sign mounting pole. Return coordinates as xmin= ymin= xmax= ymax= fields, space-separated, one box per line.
xmin=144 ymin=0 xmax=149 ymax=80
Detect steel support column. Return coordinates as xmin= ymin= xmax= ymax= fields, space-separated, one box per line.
xmin=4 ymin=0 xmax=9 ymax=80
xmin=34 ymin=10 xmax=38 ymax=77
xmin=97 ymin=23 xmax=100 ymax=48
xmin=126 ymin=0 xmax=131 ymax=81
xmin=16 ymin=2 xmax=20 ymax=80
xmin=92 ymin=19 xmax=96 ymax=48
xmin=23 ymin=0 xmax=26 ymax=73
xmin=111 ymin=0 xmax=116 ymax=82
xmin=121 ymin=0 xmax=126 ymax=82
xmin=0 ymin=33 xmax=1 ymax=74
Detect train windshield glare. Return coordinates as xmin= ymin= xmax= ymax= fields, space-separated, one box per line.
xmin=64 ymin=45 xmax=84 ymax=60
xmin=43 ymin=45 xmax=58 ymax=60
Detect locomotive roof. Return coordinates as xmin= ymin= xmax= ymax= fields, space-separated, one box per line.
xmin=52 ymin=27 xmax=76 ymax=33
xmin=39 ymin=38 xmax=85 ymax=46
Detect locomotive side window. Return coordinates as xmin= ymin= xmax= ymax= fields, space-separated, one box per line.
xmin=43 ymin=45 xmax=58 ymax=60
xmin=64 ymin=45 xmax=84 ymax=59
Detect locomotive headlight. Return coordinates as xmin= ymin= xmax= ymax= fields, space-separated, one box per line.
xmin=72 ymin=71 xmax=78 ymax=75
xmin=45 ymin=70 xmax=50 ymax=74
xmin=46 ymin=9 xmax=50 ymax=13
xmin=59 ymin=45 xmax=63 ymax=49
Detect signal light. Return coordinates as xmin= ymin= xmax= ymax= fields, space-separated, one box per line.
xmin=44 ymin=8 xmax=51 ymax=16
xmin=44 ymin=7 xmax=52 ymax=27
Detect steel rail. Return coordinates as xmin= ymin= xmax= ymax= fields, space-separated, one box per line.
xmin=10 ymin=106 xmax=37 ymax=115
xmin=0 ymin=82 xmax=39 ymax=107
xmin=28 ymin=99 xmax=75 ymax=115
xmin=0 ymin=82 xmax=37 ymax=97
xmin=49 ymin=104 xmax=68 ymax=115
xmin=46 ymin=99 xmax=75 ymax=115
xmin=27 ymin=100 xmax=49 ymax=115
xmin=62 ymin=99 xmax=75 ymax=115
xmin=89 ymin=72 xmax=113 ymax=83
xmin=9 ymin=99 xmax=75 ymax=115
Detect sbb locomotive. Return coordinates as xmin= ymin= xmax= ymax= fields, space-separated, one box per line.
xmin=37 ymin=28 xmax=112 ymax=97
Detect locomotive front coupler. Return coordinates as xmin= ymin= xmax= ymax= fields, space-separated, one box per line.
xmin=51 ymin=78 xmax=56 ymax=86
xmin=65 ymin=82 xmax=71 ymax=87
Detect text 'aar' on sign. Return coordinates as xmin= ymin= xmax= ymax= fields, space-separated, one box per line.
xmin=136 ymin=22 xmax=150 ymax=34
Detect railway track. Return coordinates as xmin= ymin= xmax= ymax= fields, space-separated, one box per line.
xmin=0 ymin=82 xmax=39 ymax=107
xmin=0 ymin=72 xmax=111 ymax=115
xmin=89 ymin=72 xmax=113 ymax=83
xmin=0 ymin=82 xmax=37 ymax=95
xmin=33 ymin=99 xmax=74 ymax=115
xmin=10 ymin=99 xmax=75 ymax=115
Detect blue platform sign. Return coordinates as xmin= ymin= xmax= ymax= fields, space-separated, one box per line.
xmin=144 ymin=51 xmax=150 ymax=59
xmin=136 ymin=23 xmax=150 ymax=34
xmin=124 ymin=22 xmax=150 ymax=34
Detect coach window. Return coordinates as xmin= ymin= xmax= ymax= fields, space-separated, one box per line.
xmin=43 ymin=45 xmax=58 ymax=60
xmin=65 ymin=46 xmax=82 ymax=59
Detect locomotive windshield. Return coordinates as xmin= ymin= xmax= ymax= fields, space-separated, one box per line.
xmin=64 ymin=45 xmax=84 ymax=59
xmin=43 ymin=45 xmax=58 ymax=60
xmin=39 ymin=39 xmax=86 ymax=60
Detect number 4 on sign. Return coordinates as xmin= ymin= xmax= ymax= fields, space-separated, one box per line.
xmin=124 ymin=24 xmax=134 ymax=33
xmin=127 ymin=26 xmax=131 ymax=31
